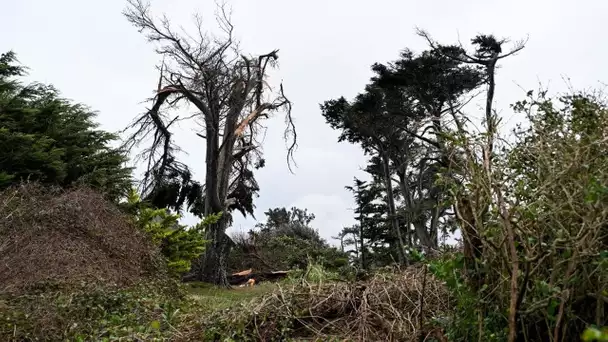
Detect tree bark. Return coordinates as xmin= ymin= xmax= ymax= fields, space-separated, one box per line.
xmin=358 ymin=224 xmax=366 ymax=269
xmin=397 ymin=171 xmax=434 ymax=248
xmin=196 ymin=102 xmax=239 ymax=286
xmin=200 ymin=218 xmax=232 ymax=287
xmin=429 ymin=196 xmax=441 ymax=247
xmin=381 ymin=152 xmax=406 ymax=264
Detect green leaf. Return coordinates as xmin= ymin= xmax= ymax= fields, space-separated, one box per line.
xmin=150 ymin=320 xmax=161 ymax=330
xmin=582 ymin=327 xmax=602 ymax=341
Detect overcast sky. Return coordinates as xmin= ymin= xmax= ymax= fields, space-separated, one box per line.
xmin=2 ymin=0 xmax=607 ymax=244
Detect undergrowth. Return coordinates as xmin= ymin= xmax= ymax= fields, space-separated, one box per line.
xmin=0 ymin=262 xmax=452 ymax=341
xmin=0 ymin=280 xmax=184 ymax=341
xmin=121 ymin=188 xmax=219 ymax=276
xmin=176 ymin=263 xmax=448 ymax=342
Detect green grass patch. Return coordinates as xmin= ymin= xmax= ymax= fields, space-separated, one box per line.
xmin=184 ymin=281 xmax=276 ymax=311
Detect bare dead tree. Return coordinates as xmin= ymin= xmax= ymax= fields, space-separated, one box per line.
xmin=122 ymin=0 xmax=297 ymax=286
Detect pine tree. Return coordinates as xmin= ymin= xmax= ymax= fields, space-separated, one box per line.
xmin=0 ymin=51 xmax=132 ymax=201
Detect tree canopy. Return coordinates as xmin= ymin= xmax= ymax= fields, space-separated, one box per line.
xmin=321 ymin=39 xmax=487 ymax=264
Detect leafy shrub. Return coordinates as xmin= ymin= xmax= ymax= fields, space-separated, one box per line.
xmin=122 ymin=189 xmax=219 ymax=275
xmin=0 ymin=281 xmax=184 ymax=341
xmin=282 ymin=259 xmax=341 ymax=285
xmin=426 ymin=252 xmax=508 ymax=341
xmin=228 ymin=207 xmax=349 ymax=273
xmin=438 ymin=91 xmax=608 ymax=340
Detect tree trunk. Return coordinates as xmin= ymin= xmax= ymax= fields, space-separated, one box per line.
xmin=199 ymin=218 xmax=232 ymax=287
xmin=484 ymin=60 xmax=497 ymax=163
xmin=429 ymin=196 xmax=441 ymax=248
xmin=397 ymin=171 xmax=434 ymax=248
xmin=358 ymin=224 xmax=366 ymax=269
xmin=381 ymin=152 xmax=406 ymax=264
xmin=412 ymin=220 xmax=434 ymax=249
xmin=197 ymin=111 xmax=235 ymax=286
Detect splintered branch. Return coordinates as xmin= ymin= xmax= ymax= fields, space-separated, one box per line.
xmin=232 ymin=78 xmax=297 ymax=173
xmin=281 ymin=84 xmax=298 ymax=173
xmin=234 ymin=103 xmax=273 ymax=137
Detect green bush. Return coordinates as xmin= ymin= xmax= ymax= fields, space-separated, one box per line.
xmin=122 ymin=189 xmax=219 ymax=275
xmin=228 ymin=207 xmax=350 ymax=274
xmin=283 ymin=259 xmax=341 ymax=285
xmin=436 ymin=91 xmax=608 ymax=340
xmin=0 ymin=51 xmax=132 ymax=202
xmin=425 ymin=252 xmax=508 ymax=341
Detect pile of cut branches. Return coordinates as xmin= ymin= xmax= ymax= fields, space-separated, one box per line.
xmin=0 ymin=184 xmax=167 ymax=295
xmin=180 ymin=265 xmax=449 ymax=342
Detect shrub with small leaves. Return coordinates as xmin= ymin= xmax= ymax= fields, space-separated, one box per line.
xmin=122 ymin=188 xmax=219 ymax=275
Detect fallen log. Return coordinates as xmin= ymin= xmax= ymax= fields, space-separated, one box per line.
xmin=182 ymin=269 xmax=290 ymax=285
xmin=228 ymin=270 xmax=289 ymax=286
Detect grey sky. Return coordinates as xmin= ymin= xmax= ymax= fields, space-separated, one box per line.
xmin=2 ymin=0 xmax=607 ymax=245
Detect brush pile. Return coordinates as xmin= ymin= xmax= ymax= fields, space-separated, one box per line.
xmin=184 ymin=265 xmax=449 ymax=342
xmin=0 ymin=184 xmax=167 ymax=295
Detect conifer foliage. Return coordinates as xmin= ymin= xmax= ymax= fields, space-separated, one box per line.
xmin=0 ymin=51 xmax=132 ymax=201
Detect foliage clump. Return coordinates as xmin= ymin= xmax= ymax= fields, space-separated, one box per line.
xmin=228 ymin=207 xmax=349 ymax=273
xmin=120 ymin=188 xmax=219 ymax=276
xmin=0 ymin=51 xmax=132 ymax=202
xmin=432 ymin=91 xmax=608 ymax=340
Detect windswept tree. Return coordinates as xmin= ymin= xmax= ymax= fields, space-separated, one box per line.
xmin=344 ymin=177 xmax=385 ymax=267
xmin=322 ymin=85 xmax=410 ymax=263
xmin=413 ymin=31 xmax=527 ymax=341
xmin=322 ymin=43 xmax=483 ymax=261
xmin=417 ymin=30 xmax=526 ymax=158
xmin=123 ymin=1 xmax=297 ymax=286
xmin=332 ymin=225 xmax=361 ymax=260
xmin=415 ymin=31 xmax=526 ymax=280
xmin=371 ymin=46 xmax=484 ymax=249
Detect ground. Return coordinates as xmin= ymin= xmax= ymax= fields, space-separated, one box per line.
xmin=184 ymin=281 xmax=276 ymax=311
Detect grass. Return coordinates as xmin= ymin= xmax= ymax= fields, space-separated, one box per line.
xmin=170 ymin=281 xmax=285 ymax=341
xmin=184 ymin=281 xmax=276 ymax=311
